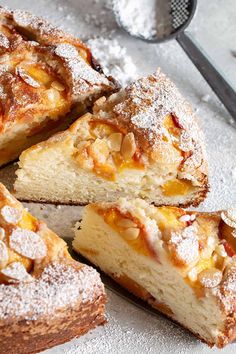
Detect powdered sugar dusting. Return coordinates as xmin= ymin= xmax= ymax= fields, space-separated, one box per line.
xmin=0 ymin=33 xmax=9 ymax=48
xmin=55 ymin=43 xmax=79 ymax=59
xmin=169 ymin=224 xmax=199 ymax=265
xmin=0 ymin=263 xmax=102 ymax=320
xmin=9 ymin=228 xmax=47 ymax=260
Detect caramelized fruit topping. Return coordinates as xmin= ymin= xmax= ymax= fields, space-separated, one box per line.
xmin=161 ymin=178 xmax=193 ymax=197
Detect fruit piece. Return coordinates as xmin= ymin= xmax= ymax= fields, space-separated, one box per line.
xmin=89 ymin=139 xmax=110 ymax=164
xmin=18 ymin=211 xmax=38 ymax=232
xmin=161 ymin=179 xmax=193 ymax=197
xmin=164 ymin=114 xmax=181 ymax=137
xmin=219 ymin=220 xmax=236 ymax=256
xmin=116 ymin=218 xmax=137 ymax=228
xmin=123 ymin=227 xmax=140 ymax=240
xmin=26 ymin=65 xmax=52 ymax=86
xmin=154 ymin=206 xmax=185 ymax=235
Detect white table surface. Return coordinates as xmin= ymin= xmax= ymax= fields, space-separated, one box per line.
xmin=0 ymin=0 xmax=236 ymax=353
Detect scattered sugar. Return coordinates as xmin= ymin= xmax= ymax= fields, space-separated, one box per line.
xmin=200 ymin=94 xmax=211 ymax=103
xmin=61 ymin=290 xmax=198 ymax=354
xmin=87 ymin=38 xmax=137 ymax=86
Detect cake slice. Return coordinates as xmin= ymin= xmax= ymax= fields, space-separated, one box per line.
xmin=0 ymin=7 xmax=116 ymax=167
xmin=73 ymin=198 xmax=236 ymax=348
xmin=0 ymin=182 xmax=106 ymax=353
xmin=15 ymin=70 xmax=208 ymax=207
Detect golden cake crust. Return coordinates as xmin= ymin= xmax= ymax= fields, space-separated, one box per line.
xmin=0 ymin=183 xmax=106 ymax=353
xmin=0 ymin=7 xmax=117 ymax=166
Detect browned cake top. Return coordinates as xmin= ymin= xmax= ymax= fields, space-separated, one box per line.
xmin=0 ymin=7 xmax=115 ymax=133
xmin=0 ymin=183 xmax=104 ymax=322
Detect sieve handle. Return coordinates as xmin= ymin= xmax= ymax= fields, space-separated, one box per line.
xmin=177 ymin=31 xmax=236 ymax=121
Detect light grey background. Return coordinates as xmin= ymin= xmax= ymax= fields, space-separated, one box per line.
xmin=0 ymin=0 xmax=236 ymax=353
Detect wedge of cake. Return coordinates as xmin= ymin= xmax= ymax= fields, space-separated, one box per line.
xmin=0 ymin=182 xmax=106 ymax=353
xmin=14 ymin=69 xmax=208 ymax=207
xmin=73 ymin=198 xmax=236 ymax=348
xmin=0 ymin=7 xmax=116 ymax=167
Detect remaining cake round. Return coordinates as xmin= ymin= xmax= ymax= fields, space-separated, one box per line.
xmin=0 ymin=183 xmax=106 ymax=354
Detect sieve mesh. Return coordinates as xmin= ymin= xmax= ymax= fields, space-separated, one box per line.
xmin=170 ymin=0 xmax=191 ymax=31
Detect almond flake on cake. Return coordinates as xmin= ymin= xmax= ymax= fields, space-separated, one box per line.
xmin=1 ymin=262 xmax=33 ymax=282
xmin=9 ymin=228 xmax=47 ymax=259
xmin=0 ymin=205 xmax=23 ymax=224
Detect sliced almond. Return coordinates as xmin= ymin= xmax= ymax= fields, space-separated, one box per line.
xmin=94 ymin=96 xmax=106 ymax=107
xmin=116 ymin=218 xmax=137 ymax=228
xmin=123 ymin=227 xmax=140 ymax=240
xmin=0 ymin=205 xmax=22 ymax=224
xmin=0 ymin=240 xmax=8 ymax=268
xmin=198 ymin=268 xmax=222 ymax=288
xmin=93 ymin=96 xmax=106 ymax=113
xmin=107 ymin=133 xmax=123 ymax=152
xmin=1 ymin=262 xmax=33 ymax=282
xmin=10 ymin=228 xmax=47 ymax=260
xmin=51 ymin=80 xmax=65 ymax=91
xmin=221 ymin=209 xmax=236 ymax=228
xmin=0 ymin=227 xmax=5 ymax=240
xmin=215 ymin=244 xmax=227 ymax=257
xmin=16 ymin=67 xmax=40 ymax=88
xmin=120 ymin=133 xmax=136 ymax=160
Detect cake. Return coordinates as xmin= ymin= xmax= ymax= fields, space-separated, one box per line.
xmin=14 ymin=69 xmax=208 ymax=207
xmin=73 ymin=198 xmax=236 ymax=348
xmin=0 ymin=182 xmax=106 ymax=353
xmin=0 ymin=7 xmax=116 ymax=167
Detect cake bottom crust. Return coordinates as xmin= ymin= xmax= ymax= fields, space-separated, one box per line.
xmin=0 ymin=294 xmax=106 ymax=354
